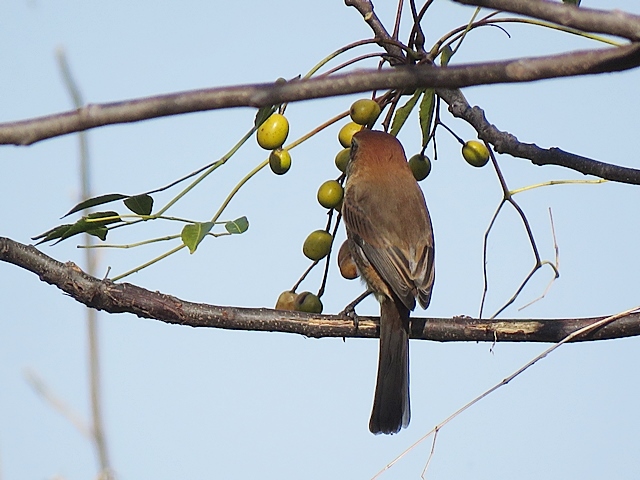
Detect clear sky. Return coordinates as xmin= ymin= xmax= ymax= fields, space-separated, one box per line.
xmin=1 ymin=1 xmax=640 ymax=479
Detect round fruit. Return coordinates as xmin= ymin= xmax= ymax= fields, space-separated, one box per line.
xmin=462 ymin=140 xmax=490 ymax=167
xmin=302 ymin=230 xmax=333 ymax=261
xmin=257 ymin=113 xmax=289 ymax=150
xmin=335 ymin=148 xmax=351 ymax=173
xmin=337 ymin=241 xmax=358 ymax=280
xmin=317 ymin=180 xmax=344 ymax=210
xmin=269 ymin=148 xmax=291 ymax=175
xmin=349 ymin=99 xmax=381 ymax=126
xmin=295 ymin=292 xmax=323 ymax=314
xmin=275 ymin=290 xmax=297 ymax=311
xmin=338 ymin=122 xmax=362 ymax=148
xmin=408 ymin=153 xmax=432 ymax=181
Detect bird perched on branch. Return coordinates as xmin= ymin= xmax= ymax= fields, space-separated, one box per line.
xmin=342 ymin=129 xmax=435 ymax=435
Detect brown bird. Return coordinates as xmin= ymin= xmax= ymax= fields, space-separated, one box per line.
xmin=342 ymin=129 xmax=435 ymax=435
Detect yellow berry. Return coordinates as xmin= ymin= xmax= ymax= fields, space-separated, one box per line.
xmin=269 ymin=148 xmax=291 ymax=175
xmin=275 ymin=290 xmax=297 ymax=311
xmin=302 ymin=230 xmax=333 ymax=261
xmin=337 ymin=241 xmax=358 ymax=280
xmin=349 ymin=99 xmax=381 ymax=126
xmin=462 ymin=140 xmax=490 ymax=167
xmin=295 ymin=292 xmax=323 ymax=314
xmin=335 ymin=148 xmax=351 ymax=173
xmin=408 ymin=154 xmax=432 ymax=181
xmin=257 ymin=113 xmax=289 ymax=150
xmin=338 ymin=122 xmax=362 ymax=148
xmin=317 ymin=180 xmax=344 ymax=210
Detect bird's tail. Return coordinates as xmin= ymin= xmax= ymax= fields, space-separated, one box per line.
xmin=369 ymin=297 xmax=410 ymax=435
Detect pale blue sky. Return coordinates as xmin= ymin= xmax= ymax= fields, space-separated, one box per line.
xmin=1 ymin=1 xmax=640 ymax=479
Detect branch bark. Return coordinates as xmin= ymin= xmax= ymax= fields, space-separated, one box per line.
xmin=1 ymin=44 xmax=639 ymax=146
xmin=454 ymin=0 xmax=640 ymax=42
xmin=2 ymin=235 xmax=639 ymax=343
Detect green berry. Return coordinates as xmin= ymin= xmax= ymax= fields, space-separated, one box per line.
xmin=462 ymin=140 xmax=490 ymax=167
xmin=408 ymin=154 xmax=432 ymax=181
xmin=302 ymin=230 xmax=333 ymax=261
xmin=295 ymin=292 xmax=323 ymax=314
xmin=317 ymin=180 xmax=344 ymax=209
xmin=257 ymin=113 xmax=289 ymax=150
xmin=338 ymin=122 xmax=362 ymax=148
xmin=349 ymin=99 xmax=381 ymax=126
xmin=335 ymin=148 xmax=351 ymax=173
xmin=269 ymin=148 xmax=291 ymax=175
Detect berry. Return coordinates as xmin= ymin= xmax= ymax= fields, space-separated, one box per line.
xmin=302 ymin=230 xmax=333 ymax=261
xmin=349 ymin=99 xmax=381 ymax=126
xmin=338 ymin=122 xmax=362 ymax=148
xmin=408 ymin=154 xmax=432 ymax=181
xmin=275 ymin=290 xmax=297 ymax=311
xmin=462 ymin=140 xmax=490 ymax=167
xmin=295 ymin=292 xmax=323 ymax=314
xmin=269 ymin=148 xmax=291 ymax=175
xmin=257 ymin=113 xmax=289 ymax=150
xmin=334 ymin=148 xmax=351 ymax=173
xmin=317 ymin=180 xmax=344 ymax=210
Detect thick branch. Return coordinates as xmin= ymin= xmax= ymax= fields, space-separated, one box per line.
xmin=2 ymin=236 xmax=639 ymax=343
xmin=438 ymin=88 xmax=640 ymax=184
xmin=454 ymin=0 xmax=640 ymax=42
xmin=2 ymin=44 xmax=640 ymax=146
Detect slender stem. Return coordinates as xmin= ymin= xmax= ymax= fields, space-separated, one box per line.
xmin=111 ymin=245 xmax=185 ymax=282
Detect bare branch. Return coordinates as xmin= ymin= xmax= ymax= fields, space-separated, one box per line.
xmin=1 ymin=44 xmax=639 ymax=146
xmin=454 ymin=0 xmax=640 ymax=41
xmin=1 ymin=235 xmax=639 ymax=343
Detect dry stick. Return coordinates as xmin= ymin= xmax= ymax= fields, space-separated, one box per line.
xmin=518 ymin=208 xmax=560 ymax=311
xmin=56 ymin=48 xmax=112 ymax=478
xmin=372 ymin=305 xmax=640 ymax=479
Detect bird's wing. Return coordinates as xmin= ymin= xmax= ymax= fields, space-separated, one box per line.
xmin=343 ymin=198 xmax=424 ymax=311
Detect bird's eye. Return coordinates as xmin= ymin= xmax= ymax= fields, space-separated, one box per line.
xmin=350 ymin=139 xmax=358 ymax=157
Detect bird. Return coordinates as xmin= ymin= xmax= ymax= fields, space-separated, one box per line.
xmin=341 ymin=129 xmax=435 ymax=435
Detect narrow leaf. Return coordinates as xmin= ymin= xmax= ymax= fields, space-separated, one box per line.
xmin=255 ymin=106 xmax=276 ymax=127
xmin=563 ymin=0 xmax=580 ymax=5
xmin=225 ymin=216 xmax=249 ymax=235
xmin=124 ymin=194 xmax=154 ymax=215
xmin=390 ymin=89 xmax=423 ymax=137
xmin=32 ymin=224 xmax=74 ymax=244
xmin=419 ymin=89 xmax=436 ymax=148
xmin=63 ymin=193 xmax=127 ymax=217
xmin=181 ymin=222 xmax=214 ymax=254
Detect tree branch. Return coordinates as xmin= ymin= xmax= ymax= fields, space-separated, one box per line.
xmin=2 ymin=235 xmax=638 ymax=343
xmin=1 ymin=44 xmax=639 ymax=146
xmin=454 ymin=0 xmax=640 ymax=42
xmin=438 ymin=88 xmax=640 ymax=184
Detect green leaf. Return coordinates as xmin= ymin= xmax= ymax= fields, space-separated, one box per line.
xmin=58 ymin=211 xmax=121 ymax=242
xmin=33 ymin=211 xmax=120 ymax=245
xmin=563 ymin=0 xmax=580 ymax=5
xmin=255 ymin=105 xmax=276 ymax=127
xmin=63 ymin=193 xmax=128 ymax=217
xmin=440 ymin=45 xmax=453 ymax=67
xmin=225 ymin=216 xmax=249 ymax=235
xmin=181 ymin=222 xmax=214 ymax=254
xmin=86 ymin=226 xmax=108 ymax=241
xmin=419 ymin=89 xmax=435 ymax=148
xmin=32 ymin=224 xmax=74 ymax=244
xmin=124 ymin=194 xmax=154 ymax=216
xmin=390 ymin=89 xmax=423 ymax=137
